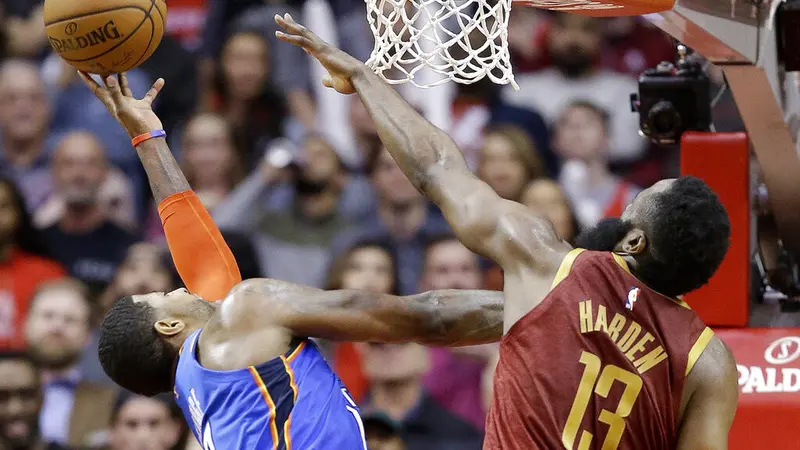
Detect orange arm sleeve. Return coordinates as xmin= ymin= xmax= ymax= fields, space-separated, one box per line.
xmin=158 ymin=191 xmax=242 ymax=301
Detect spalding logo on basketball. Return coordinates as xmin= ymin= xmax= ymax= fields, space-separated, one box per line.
xmin=43 ymin=0 xmax=167 ymax=75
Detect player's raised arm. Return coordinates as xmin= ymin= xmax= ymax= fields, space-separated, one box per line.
xmin=78 ymin=73 xmax=241 ymax=300
xmin=230 ymin=280 xmax=504 ymax=346
xmin=676 ymin=338 xmax=739 ymax=450
xmin=275 ymin=14 xmax=569 ymax=274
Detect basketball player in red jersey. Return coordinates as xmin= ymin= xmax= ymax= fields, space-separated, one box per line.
xmin=277 ymin=14 xmax=739 ymax=450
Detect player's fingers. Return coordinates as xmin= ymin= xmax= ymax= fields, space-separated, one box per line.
xmin=276 ymin=13 xmax=323 ymax=51
xmin=118 ymin=73 xmax=133 ymax=97
xmin=77 ymin=71 xmax=102 ymax=95
xmin=322 ymin=75 xmax=334 ymax=89
xmin=142 ymin=78 xmax=165 ymax=105
xmin=275 ymin=31 xmax=313 ymax=51
xmin=105 ymin=75 xmax=125 ymax=106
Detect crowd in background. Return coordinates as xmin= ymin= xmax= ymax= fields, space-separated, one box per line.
xmin=0 ymin=0 xmax=757 ymax=449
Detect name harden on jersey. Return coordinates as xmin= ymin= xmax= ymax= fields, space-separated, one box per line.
xmin=49 ymin=20 xmax=123 ymax=54
xmin=578 ymin=299 xmax=668 ymax=374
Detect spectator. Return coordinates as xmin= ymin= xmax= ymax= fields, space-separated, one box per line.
xmin=46 ymin=62 xmax=152 ymax=214
xmin=0 ymin=177 xmax=65 ymax=350
xmin=419 ymin=235 xmax=494 ymax=431
xmin=362 ymin=410 xmax=407 ymax=450
xmin=23 ymin=279 xmax=116 ymax=448
xmin=2 ymin=1 xmax=46 ymax=58
xmin=600 ymin=17 xmax=676 ymax=79
xmin=208 ymin=30 xmax=287 ymax=167
xmin=40 ymin=132 xmax=138 ymax=295
xmin=477 ymin=126 xmax=545 ymax=202
xmin=0 ymin=59 xmax=55 ymax=211
xmin=553 ymin=101 xmax=640 ymax=230
xmin=325 ymin=238 xmax=398 ymax=402
xmin=0 ymin=352 xmax=69 ymax=450
xmin=333 ymin=148 xmax=450 ymax=295
xmin=348 ymin=96 xmax=383 ymax=172
xmin=108 ymin=392 xmax=182 ymax=450
xmin=520 ymin=178 xmax=579 ymax=244
xmin=214 ymin=135 xmax=355 ymax=287
xmin=502 ymin=13 xmax=644 ymax=163
xmin=357 ymin=341 xmax=483 ymax=450
xmin=178 ymin=113 xmax=244 ymax=210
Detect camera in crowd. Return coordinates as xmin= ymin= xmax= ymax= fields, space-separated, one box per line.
xmin=630 ymin=46 xmax=711 ymax=145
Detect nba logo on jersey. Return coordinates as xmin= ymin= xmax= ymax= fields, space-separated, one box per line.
xmin=626 ymin=288 xmax=640 ymax=311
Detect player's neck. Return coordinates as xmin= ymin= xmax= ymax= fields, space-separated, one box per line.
xmin=369 ymin=379 xmax=424 ymax=421
xmin=377 ymin=200 xmax=426 ymax=238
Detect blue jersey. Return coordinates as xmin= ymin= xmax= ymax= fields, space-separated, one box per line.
xmin=174 ymin=330 xmax=367 ymax=449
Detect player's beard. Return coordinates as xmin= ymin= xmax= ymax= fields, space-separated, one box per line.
xmin=575 ymin=217 xmax=633 ymax=252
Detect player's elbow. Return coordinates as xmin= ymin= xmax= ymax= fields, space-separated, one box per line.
xmin=410 ymin=291 xmax=452 ymax=345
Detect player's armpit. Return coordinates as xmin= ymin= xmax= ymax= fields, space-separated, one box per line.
xmin=159 ymin=191 xmax=241 ymax=300
xmin=278 ymin=288 xmax=505 ymax=346
xmin=676 ymin=337 xmax=739 ymax=450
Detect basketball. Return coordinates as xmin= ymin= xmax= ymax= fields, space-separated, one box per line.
xmin=43 ymin=0 xmax=167 ymax=76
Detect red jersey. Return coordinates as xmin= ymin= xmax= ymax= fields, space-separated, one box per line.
xmin=484 ymin=249 xmax=713 ymax=450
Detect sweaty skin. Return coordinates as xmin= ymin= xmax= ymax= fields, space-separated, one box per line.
xmin=77 ymin=71 xmax=505 ymax=373
xmin=272 ymin=14 xmax=738 ymax=450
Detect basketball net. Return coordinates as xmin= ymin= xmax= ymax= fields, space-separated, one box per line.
xmin=364 ymin=0 xmax=676 ymax=89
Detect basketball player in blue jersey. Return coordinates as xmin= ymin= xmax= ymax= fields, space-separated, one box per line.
xmin=78 ymin=72 xmax=505 ymax=449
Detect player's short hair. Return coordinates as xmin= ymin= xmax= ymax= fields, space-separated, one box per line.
xmin=639 ymin=176 xmax=730 ymax=297
xmin=98 ymin=296 xmax=176 ymax=396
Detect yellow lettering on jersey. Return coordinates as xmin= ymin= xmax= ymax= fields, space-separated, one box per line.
xmin=579 ymin=300 xmax=594 ymax=333
xmin=617 ymin=322 xmax=642 ymax=353
xmin=594 ymin=305 xmax=608 ymax=334
xmin=607 ymin=314 xmax=626 ymax=342
xmin=625 ymin=332 xmax=655 ymax=362
xmin=634 ymin=346 xmax=668 ymax=374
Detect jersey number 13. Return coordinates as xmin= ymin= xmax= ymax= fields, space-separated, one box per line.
xmin=561 ymin=351 xmax=643 ymax=450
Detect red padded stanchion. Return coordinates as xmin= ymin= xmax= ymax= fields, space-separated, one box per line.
xmin=680 ymin=132 xmax=749 ymax=327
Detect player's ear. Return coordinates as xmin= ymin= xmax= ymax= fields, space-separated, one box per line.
xmin=617 ymin=228 xmax=646 ymax=255
xmin=154 ymin=319 xmax=186 ymax=337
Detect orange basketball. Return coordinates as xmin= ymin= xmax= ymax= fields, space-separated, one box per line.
xmin=43 ymin=0 xmax=166 ymax=76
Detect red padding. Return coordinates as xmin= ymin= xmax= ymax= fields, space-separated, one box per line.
xmin=680 ymin=132 xmax=749 ymax=327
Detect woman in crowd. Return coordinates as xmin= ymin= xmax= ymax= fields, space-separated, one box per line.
xmin=477 ymin=125 xmax=546 ymax=203
xmin=179 ymin=112 xmax=244 ymax=210
xmin=0 ymin=177 xmax=65 ymax=350
xmin=325 ymin=239 xmax=399 ymax=402
xmin=207 ymin=29 xmax=287 ymax=168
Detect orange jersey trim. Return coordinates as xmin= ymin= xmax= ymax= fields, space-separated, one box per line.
xmin=248 ymin=366 xmax=280 ymax=449
xmin=280 ymin=355 xmax=300 ymax=450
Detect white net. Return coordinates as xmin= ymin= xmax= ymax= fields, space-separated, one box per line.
xmin=364 ymin=0 xmax=518 ymax=89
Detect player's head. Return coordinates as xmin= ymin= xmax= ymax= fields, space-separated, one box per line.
xmin=98 ymin=289 xmax=216 ymax=396
xmin=575 ymin=176 xmax=730 ymax=297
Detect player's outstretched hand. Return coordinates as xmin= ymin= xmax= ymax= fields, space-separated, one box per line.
xmin=78 ymin=72 xmax=165 ymax=138
xmin=274 ymin=13 xmax=362 ymax=94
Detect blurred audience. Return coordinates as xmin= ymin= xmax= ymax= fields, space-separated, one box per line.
xmin=207 ymin=30 xmax=287 ymax=167
xmin=39 ymin=132 xmax=138 ymax=296
xmin=334 ymin=148 xmax=450 ymax=295
xmin=325 ymin=238 xmax=398 ymax=402
xmin=553 ymin=101 xmax=640 ymax=230
xmin=0 ymin=352 xmax=69 ymax=450
xmin=362 ymin=410 xmax=407 ymax=450
xmin=521 ymin=179 xmax=579 ymax=243
xmin=477 ymin=126 xmax=545 ymax=202
xmin=24 ymin=279 xmax=115 ymax=448
xmin=0 ymin=59 xmax=54 ymax=211
xmin=502 ymin=14 xmax=644 ymax=163
xmin=358 ymin=341 xmax=483 ymax=450
xmin=215 ymin=135 xmax=354 ymax=287
xmin=107 ymin=392 xmax=182 ymax=450
xmin=0 ymin=178 xmax=64 ymax=350
xmin=419 ymin=235 xmax=493 ymax=431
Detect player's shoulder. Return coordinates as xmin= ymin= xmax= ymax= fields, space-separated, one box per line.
xmin=686 ymin=335 xmax=738 ymax=397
